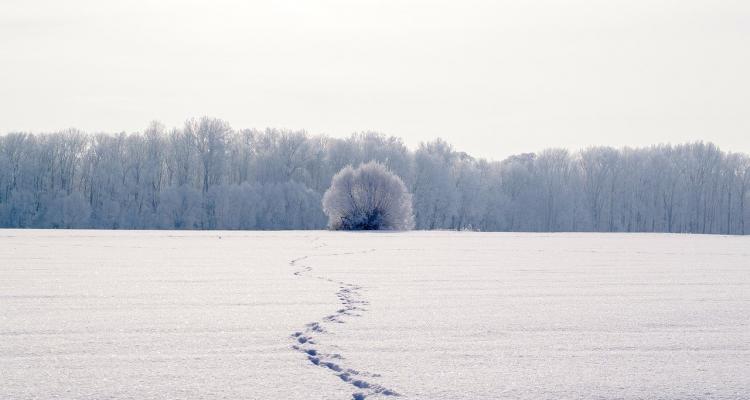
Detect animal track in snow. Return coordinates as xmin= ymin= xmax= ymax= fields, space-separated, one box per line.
xmin=289 ymin=243 xmax=400 ymax=399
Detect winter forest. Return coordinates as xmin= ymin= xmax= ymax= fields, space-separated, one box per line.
xmin=1 ymin=117 xmax=748 ymax=234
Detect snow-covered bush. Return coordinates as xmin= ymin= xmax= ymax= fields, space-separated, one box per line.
xmin=322 ymin=162 xmax=414 ymax=230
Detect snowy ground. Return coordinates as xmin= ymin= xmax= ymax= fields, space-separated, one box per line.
xmin=1 ymin=231 xmax=749 ymax=399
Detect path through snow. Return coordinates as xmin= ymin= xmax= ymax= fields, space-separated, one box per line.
xmin=289 ymin=238 xmax=400 ymax=399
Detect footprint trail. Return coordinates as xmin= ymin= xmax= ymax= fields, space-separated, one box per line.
xmin=290 ymin=239 xmax=400 ymax=399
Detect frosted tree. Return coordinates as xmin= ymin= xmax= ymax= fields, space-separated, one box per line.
xmin=322 ymin=162 xmax=414 ymax=230
xmin=1 ymin=118 xmax=749 ymax=234
xmin=412 ymin=140 xmax=458 ymax=229
xmin=498 ymin=153 xmax=536 ymax=231
xmin=579 ymin=147 xmax=620 ymax=231
xmin=535 ymin=149 xmax=575 ymax=231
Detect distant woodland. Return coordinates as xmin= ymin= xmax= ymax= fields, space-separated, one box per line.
xmin=1 ymin=117 xmax=748 ymax=234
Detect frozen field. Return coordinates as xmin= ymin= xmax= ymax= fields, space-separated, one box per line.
xmin=1 ymin=231 xmax=749 ymax=399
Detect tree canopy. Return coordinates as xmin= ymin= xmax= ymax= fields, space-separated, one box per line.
xmin=1 ymin=117 xmax=748 ymax=234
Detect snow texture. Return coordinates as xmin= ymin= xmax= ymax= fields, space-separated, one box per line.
xmin=1 ymin=230 xmax=749 ymax=399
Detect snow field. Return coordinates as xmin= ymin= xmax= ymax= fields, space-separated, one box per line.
xmin=2 ymin=231 xmax=749 ymax=399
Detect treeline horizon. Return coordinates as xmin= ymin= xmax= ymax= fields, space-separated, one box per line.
xmin=1 ymin=117 xmax=748 ymax=234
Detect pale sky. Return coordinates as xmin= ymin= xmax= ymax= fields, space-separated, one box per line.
xmin=1 ymin=0 xmax=748 ymax=160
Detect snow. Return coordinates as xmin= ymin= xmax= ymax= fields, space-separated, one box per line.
xmin=1 ymin=230 xmax=749 ymax=399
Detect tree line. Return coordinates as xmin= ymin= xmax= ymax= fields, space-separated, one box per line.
xmin=1 ymin=117 xmax=748 ymax=234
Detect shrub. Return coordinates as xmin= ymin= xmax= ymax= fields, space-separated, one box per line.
xmin=322 ymin=162 xmax=414 ymax=230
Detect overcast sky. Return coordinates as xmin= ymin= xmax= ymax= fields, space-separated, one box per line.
xmin=1 ymin=0 xmax=748 ymax=159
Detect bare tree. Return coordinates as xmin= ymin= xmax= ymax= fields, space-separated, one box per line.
xmin=1 ymin=120 xmax=749 ymax=234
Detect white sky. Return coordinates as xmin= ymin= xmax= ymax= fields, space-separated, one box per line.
xmin=1 ymin=0 xmax=748 ymax=160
